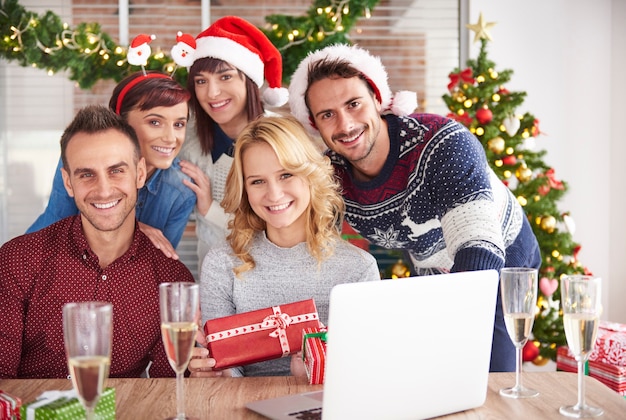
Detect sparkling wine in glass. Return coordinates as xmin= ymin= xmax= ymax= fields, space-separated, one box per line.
xmin=63 ymin=302 xmax=112 ymax=420
xmin=560 ymin=275 xmax=603 ymax=418
xmin=159 ymin=282 xmax=199 ymax=420
xmin=499 ymin=267 xmax=539 ymax=398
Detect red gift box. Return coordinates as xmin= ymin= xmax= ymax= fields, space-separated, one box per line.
xmin=204 ymin=299 xmax=321 ymax=370
xmin=557 ymin=346 xmax=626 ymax=396
xmin=302 ymin=327 xmax=327 ymax=385
xmin=590 ymin=321 xmax=626 ymax=367
xmin=0 ymin=390 xmax=21 ymax=420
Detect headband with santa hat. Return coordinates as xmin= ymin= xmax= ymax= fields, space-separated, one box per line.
xmin=288 ymin=44 xmax=418 ymax=133
xmin=118 ymin=33 xmax=195 ymax=115
xmin=192 ymin=16 xmax=288 ymax=107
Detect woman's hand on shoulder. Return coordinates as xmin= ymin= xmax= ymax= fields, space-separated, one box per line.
xmin=138 ymin=222 xmax=178 ymax=260
xmin=179 ymin=160 xmax=213 ymax=217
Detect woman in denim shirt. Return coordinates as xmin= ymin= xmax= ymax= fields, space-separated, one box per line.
xmin=26 ymin=71 xmax=202 ymax=255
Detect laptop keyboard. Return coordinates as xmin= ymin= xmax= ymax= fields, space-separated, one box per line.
xmin=288 ymin=407 xmax=322 ymax=419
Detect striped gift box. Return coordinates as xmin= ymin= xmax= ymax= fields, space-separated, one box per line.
xmin=302 ymin=327 xmax=327 ymax=385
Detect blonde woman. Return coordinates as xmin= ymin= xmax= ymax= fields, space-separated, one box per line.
xmin=189 ymin=116 xmax=380 ymax=377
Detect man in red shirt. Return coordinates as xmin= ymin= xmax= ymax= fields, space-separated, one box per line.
xmin=0 ymin=105 xmax=195 ymax=378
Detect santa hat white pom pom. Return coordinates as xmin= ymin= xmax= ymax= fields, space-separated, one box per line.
xmin=263 ymin=87 xmax=289 ymax=107
xmin=390 ymin=91 xmax=418 ymax=116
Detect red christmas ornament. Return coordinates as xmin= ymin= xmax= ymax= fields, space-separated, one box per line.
xmin=522 ymin=340 xmax=540 ymax=362
xmin=501 ymin=155 xmax=517 ymax=166
xmin=475 ymin=107 xmax=493 ymax=124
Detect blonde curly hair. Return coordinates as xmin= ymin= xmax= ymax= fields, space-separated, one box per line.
xmin=222 ymin=115 xmax=345 ymax=277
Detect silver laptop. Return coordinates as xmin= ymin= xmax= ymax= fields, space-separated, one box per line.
xmin=246 ymin=269 xmax=499 ymax=420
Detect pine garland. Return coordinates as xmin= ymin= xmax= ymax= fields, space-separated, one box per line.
xmin=0 ymin=0 xmax=379 ymax=89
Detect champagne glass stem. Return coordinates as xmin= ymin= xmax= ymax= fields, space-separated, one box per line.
xmin=85 ymin=407 xmax=95 ymax=420
xmin=176 ymin=371 xmax=186 ymax=420
xmin=514 ymin=346 xmax=523 ymax=391
xmin=577 ymin=358 xmax=586 ymax=411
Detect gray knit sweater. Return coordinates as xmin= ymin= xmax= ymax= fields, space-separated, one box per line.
xmin=200 ymin=231 xmax=380 ymax=376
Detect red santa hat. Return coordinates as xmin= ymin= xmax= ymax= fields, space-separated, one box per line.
xmin=289 ymin=44 xmax=417 ymax=132
xmin=193 ymin=16 xmax=288 ymax=107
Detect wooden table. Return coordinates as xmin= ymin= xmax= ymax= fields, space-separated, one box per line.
xmin=2 ymin=372 xmax=625 ymax=419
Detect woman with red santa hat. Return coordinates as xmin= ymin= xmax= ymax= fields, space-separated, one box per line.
xmin=177 ymin=16 xmax=289 ymax=267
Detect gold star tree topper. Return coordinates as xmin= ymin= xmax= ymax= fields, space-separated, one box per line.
xmin=466 ymin=12 xmax=497 ymax=43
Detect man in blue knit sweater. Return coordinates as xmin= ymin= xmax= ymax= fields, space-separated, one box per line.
xmin=289 ymin=44 xmax=541 ymax=372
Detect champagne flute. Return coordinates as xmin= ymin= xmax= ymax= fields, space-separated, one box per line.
xmin=159 ymin=282 xmax=199 ymax=420
xmin=63 ymin=302 xmax=113 ymax=420
xmin=499 ymin=267 xmax=539 ymax=398
xmin=560 ymin=275 xmax=603 ymax=418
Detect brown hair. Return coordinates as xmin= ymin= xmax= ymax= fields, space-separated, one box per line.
xmin=60 ymin=105 xmax=140 ymax=171
xmin=109 ymin=71 xmax=191 ymax=118
xmin=304 ymin=58 xmax=374 ymax=119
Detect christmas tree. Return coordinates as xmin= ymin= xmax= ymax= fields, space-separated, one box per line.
xmin=442 ymin=13 xmax=590 ymax=363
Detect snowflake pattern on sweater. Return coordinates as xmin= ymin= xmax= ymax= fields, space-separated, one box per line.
xmin=330 ymin=113 xmax=525 ymax=275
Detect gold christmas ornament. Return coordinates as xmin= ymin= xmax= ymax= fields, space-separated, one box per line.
xmin=541 ymin=215 xmax=557 ymax=233
xmin=390 ymin=260 xmax=410 ymax=279
xmin=487 ymin=136 xmax=505 ymax=154
xmin=516 ymin=166 xmax=533 ymax=182
xmin=532 ymin=354 xmax=550 ymax=366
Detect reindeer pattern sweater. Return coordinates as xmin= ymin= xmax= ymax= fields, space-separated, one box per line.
xmin=330 ymin=113 xmax=539 ymax=275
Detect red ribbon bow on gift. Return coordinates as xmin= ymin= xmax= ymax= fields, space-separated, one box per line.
xmin=263 ymin=308 xmax=293 ymax=356
xmin=447 ymin=68 xmax=475 ymax=92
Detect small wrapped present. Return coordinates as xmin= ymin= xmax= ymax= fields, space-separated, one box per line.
xmin=1 ymin=390 xmax=22 ymax=420
xmin=20 ymin=387 xmax=115 ymax=419
xmin=204 ymin=299 xmax=321 ymax=370
xmin=302 ymin=327 xmax=327 ymax=384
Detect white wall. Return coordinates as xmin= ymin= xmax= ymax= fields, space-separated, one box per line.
xmin=470 ymin=0 xmax=625 ymax=322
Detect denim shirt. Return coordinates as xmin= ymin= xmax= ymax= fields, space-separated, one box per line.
xmin=26 ymin=157 xmax=196 ymax=248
